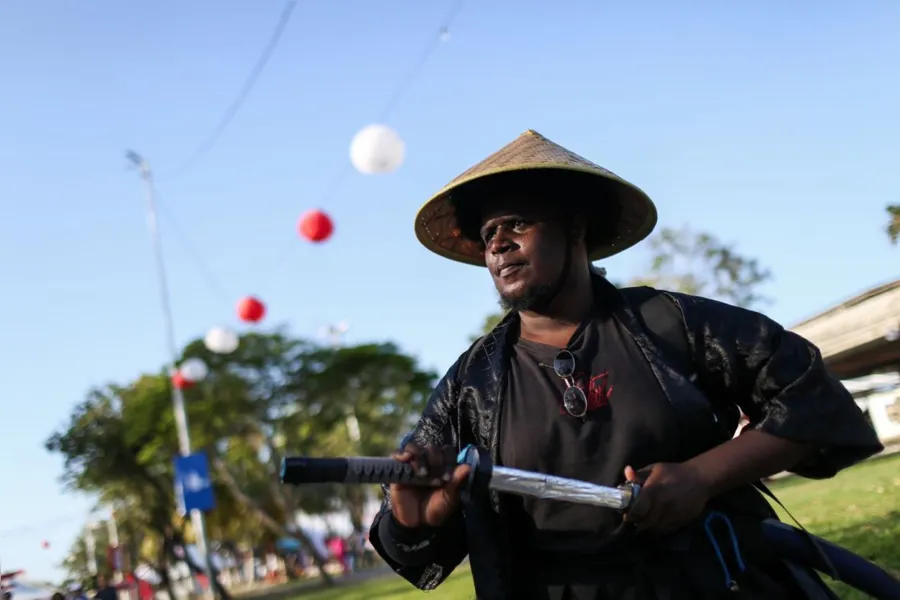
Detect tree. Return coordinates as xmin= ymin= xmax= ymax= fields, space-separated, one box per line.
xmin=471 ymin=312 xmax=506 ymax=341
xmin=293 ymin=343 xmax=435 ymax=528
xmin=886 ymin=205 xmax=900 ymax=245
xmin=47 ymin=331 xmax=436 ymax=588
xmin=628 ymin=226 xmax=772 ymax=309
xmin=186 ymin=336 xmax=435 ymax=538
xmin=45 ymin=379 xmax=234 ymax=596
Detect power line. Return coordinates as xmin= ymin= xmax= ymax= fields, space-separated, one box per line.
xmin=331 ymin=0 xmax=467 ymax=199
xmin=148 ymin=0 xmax=466 ymax=303
xmin=163 ymin=0 xmax=300 ymax=181
xmin=263 ymin=0 xmax=467 ymax=279
xmin=0 ymin=511 xmax=101 ymax=539
xmin=154 ymin=197 xmax=234 ymax=306
xmin=378 ymin=0 xmax=465 ymax=123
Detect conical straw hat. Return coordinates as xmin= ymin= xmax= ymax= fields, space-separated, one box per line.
xmin=414 ymin=130 xmax=658 ymax=266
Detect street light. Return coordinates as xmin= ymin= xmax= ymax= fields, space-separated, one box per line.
xmin=106 ymin=506 xmax=122 ymax=584
xmin=319 ymin=321 xmax=350 ymax=350
xmin=125 ymin=150 xmax=217 ymax=598
xmin=84 ymin=521 xmax=98 ymax=578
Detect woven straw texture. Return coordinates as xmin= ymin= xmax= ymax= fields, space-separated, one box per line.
xmin=414 ymin=130 xmax=657 ymax=266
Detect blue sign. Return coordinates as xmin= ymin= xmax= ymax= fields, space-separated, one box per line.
xmin=174 ymin=451 xmax=216 ymax=514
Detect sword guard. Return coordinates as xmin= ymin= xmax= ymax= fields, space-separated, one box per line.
xmin=618 ymin=481 xmax=641 ymax=511
xmin=457 ymin=444 xmax=492 ymax=503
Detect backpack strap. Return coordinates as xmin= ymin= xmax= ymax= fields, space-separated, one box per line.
xmin=624 ymin=286 xmax=740 ymax=442
xmin=631 ymin=288 xmax=696 ymax=382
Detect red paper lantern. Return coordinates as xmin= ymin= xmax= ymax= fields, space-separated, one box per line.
xmin=41 ymin=540 xmax=50 ymax=550
xmin=172 ymin=371 xmax=194 ymax=390
xmin=298 ymin=209 xmax=334 ymax=243
xmin=237 ymin=296 xmax=266 ymax=323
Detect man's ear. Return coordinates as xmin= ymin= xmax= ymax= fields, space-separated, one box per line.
xmin=569 ymin=214 xmax=588 ymax=246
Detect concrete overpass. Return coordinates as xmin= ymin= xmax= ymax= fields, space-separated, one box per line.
xmin=790 ymin=278 xmax=900 ymax=442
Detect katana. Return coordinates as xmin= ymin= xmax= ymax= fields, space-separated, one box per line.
xmin=281 ymin=444 xmax=638 ymax=511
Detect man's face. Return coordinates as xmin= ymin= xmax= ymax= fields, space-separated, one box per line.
xmin=478 ymin=194 xmax=571 ymax=312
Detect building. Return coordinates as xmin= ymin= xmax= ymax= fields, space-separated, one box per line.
xmin=790 ymin=278 xmax=900 ymax=443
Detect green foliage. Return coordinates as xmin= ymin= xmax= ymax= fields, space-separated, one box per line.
xmin=470 ymin=312 xmax=507 ymax=341
xmin=766 ymin=454 xmax=900 ymax=600
xmin=886 ymin=205 xmax=900 ymax=246
xmin=628 ymin=226 xmax=772 ymax=309
xmin=46 ymin=331 xmax=436 ymax=582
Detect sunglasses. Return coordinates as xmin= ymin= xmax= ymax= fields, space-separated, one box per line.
xmin=547 ymin=350 xmax=589 ymax=419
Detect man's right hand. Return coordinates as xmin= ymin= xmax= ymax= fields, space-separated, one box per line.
xmin=389 ymin=444 xmax=471 ymax=529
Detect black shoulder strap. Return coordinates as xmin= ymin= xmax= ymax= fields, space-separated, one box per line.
xmin=635 ymin=290 xmax=695 ymax=379
xmin=623 ymin=287 xmax=695 ymax=380
xmin=625 ymin=286 xmax=739 ymax=441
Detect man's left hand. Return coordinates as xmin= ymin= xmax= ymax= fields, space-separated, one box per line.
xmin=622 ymin=462 xmax=712 ymax=534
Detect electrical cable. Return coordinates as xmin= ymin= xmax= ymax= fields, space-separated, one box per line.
xmin=162 ymin=0 xmax=300 ymax=181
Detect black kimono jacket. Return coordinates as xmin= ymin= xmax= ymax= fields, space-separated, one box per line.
xmin=369 ymin=275 xmax=883 ymax=598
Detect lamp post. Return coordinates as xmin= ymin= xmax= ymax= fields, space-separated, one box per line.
xmin=107 ymin=507 xmax=122 ymax=585
xmin=125 ymin=150 xmax=217 ymax=598
xmin=85 ymin=522 xmax=98 ymax=577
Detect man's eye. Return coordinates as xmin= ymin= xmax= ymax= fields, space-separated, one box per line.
xmin=512 ymin=220 xmax=528 ymax=232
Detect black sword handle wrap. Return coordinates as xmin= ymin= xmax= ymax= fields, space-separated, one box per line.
xmin=281 ymin=456 xmax=435 ymax=486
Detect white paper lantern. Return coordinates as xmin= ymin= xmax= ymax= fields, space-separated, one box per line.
xmin=180 ymin=358 xmax=209 ymax=383
xmin=349 ymin=124 xmax=406 ymax=174
xmin=204 ymin=326 xmax=239 ymax=354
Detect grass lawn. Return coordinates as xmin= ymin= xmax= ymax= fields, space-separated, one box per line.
xmin=289 ymin=453 xmax=900 ymax=599
xmin=273 ymin=566 xmax=476 ymax=600
xmin=767 ymin=452 xmax=900 ymax=599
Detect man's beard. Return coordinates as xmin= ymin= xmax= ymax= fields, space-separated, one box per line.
xmin=498 ymin=282 xmax=558 ymax=312
xmin=498 ymin=244 xmax=574 ymax=313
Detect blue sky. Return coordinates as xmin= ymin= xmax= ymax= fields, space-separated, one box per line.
xmin=1 ymin=0 xmax=898 ymax=583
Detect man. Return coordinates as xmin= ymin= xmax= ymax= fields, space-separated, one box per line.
xmin=369 ymin=130 xmax=883 ymax=599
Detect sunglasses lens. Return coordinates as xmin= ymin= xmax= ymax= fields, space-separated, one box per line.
xmin=553 ymin=350 xmax=576 ymax=378
xmin=563 ymin=386 xmax=588 ymax=418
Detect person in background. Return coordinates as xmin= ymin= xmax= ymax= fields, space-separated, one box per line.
xmin=326 ymin=535 xmax=349 ymax=575
xmin=346 ymin=530 xmax=366 ymax=572
xmin=92 ymin=575 xmax=116 ymax=600
xmin=67 ymin=583 xmax=87 ymax=600
xmin=344 ymin=535 xmax=355 ymax=573
xmin=294 ymin=548 xmax=309 ymax=577
xmin=362 ymin=532 xmax=376 ymax=569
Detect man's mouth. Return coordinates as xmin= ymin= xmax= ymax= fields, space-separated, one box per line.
xmin=498 ymin=263 xmax=526 ymax=278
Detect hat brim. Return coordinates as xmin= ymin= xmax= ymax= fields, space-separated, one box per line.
xmin=414 ymin=163 xmax=658 ymax=267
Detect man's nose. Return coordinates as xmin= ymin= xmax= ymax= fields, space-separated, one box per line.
xmin=487 ymin=232 xmax=514 ymax=255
